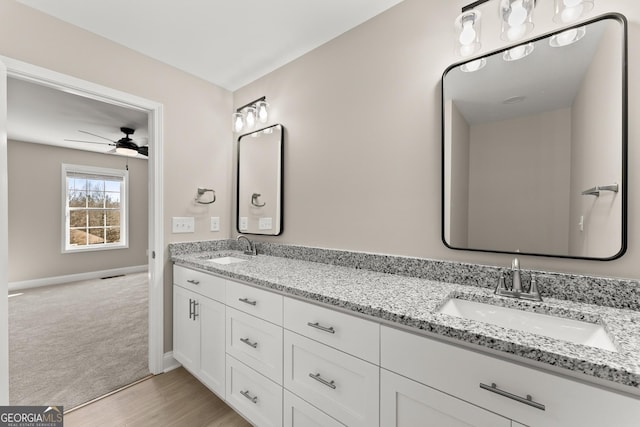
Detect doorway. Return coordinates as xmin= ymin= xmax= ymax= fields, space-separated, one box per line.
xmin=0 ymin=56 xmax=165 ymax=404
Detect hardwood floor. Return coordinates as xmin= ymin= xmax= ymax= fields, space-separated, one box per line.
xmin=64 ymin=368 xmax=252 ymax=427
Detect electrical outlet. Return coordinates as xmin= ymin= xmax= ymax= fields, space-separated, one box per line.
xmin=210 ymin=216 xmax=220 ymax=232
xmin=259 ymin=217 xmax=273 ymax=230
xmin=172 ymin=217 xmax=195 ymax=233
xmin=239 ymin=217 xmax=248 ymax=231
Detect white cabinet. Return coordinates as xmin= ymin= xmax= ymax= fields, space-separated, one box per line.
xmin=283 ymin=390 xmax=345 ymax=427
xmin=381 ymin=325 xmax=640 ymax=427
xmin=226 ymin=354 xmax=283 ymax=427
xmin=284 ymin=330 xmax=379 ymax=427
xmin=173 ymin=266 xmax=226 ymax=398
xmin=380 ymin=368 xmax=511 ymax=427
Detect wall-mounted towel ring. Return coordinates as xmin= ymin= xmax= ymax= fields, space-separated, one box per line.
xmin=196 ymin=187 xmax=216 ymax=204
xmin=251 ymin=193 xmax=266 ymax=207
xmin=581 ymin=183 xmax=619 ymax=197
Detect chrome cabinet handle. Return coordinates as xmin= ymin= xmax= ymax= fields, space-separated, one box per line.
xmin=192 ymin=301 xmax=199 ymax=320
xmin=239 ymin=297 xmax=257 ymax=306
xmin=240 ymin=390 xmax=258 ymax=404
xmin=188 ymin=299 xmax=194 ymax=320
xmin=480 ymin=383 xmax=545 ymax=411
xmin=240 ymin=337 xmax=258 ymax=348
xmin=187 ymin=279 xmax=200 ymax=285
xmin=309 ymin=372 xmax=336 ymax=389
xmin=307 ymin=322 xmax=335 ymax=334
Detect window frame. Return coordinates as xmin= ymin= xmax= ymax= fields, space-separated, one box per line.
xmin=61 ymin=163 xmax=129 ymax=253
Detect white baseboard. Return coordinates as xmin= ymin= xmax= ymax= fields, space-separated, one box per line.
xmin=163 ymin=352 xmax=180 ymax=373
xmin=8 ymin=265 xmax=148 ymax=292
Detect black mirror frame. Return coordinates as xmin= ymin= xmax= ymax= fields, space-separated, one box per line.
xmin=440 ymin=13 xmax=628 ymax=261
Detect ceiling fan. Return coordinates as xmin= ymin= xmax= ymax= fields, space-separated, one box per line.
xmin=65 ymin=127 xmax=148 ymax=157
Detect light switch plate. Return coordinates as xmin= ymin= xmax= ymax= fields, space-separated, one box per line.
xmin=210 ymin=216 xmax=220 ymax=232
xmin=239 ymin=217 xmax=248 ymax=231
xmin=172 ymin=217 xmax=194 ymax=233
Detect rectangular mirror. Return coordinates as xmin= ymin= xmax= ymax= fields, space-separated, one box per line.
xmin=237 ymin=124 xmax=284 ymax=235
xmin=442 ymin=14 xmax=627 ymax=260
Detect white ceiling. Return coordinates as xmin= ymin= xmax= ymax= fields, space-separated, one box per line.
xmin=16 ymin=0 xmax=406 ymax=91
xmin=10 ymin=0 xmax=405 ymax=156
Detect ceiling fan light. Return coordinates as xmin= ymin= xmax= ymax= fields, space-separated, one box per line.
xmin=116 ymin=140 xmax=139 ymax=157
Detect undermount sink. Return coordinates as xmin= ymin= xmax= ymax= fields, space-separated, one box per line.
xmin=438 ymin=298 xmax=617 ymax=352
xmin=205 ymin=252 xmax=251 ymax=265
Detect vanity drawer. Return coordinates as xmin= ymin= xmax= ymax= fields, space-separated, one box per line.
xmin=226 ymin=307 xmax=283 ymax=384
xmin=284 ymin=331 xmax=379 ymax=427
xmin=284 ymin=297 xmax=379 ymax=364
xmin=284 ymin=389 xmax=345 ymax=427
xmin=173 ymin=265 xmax=225 ymax=303
xmin=381 ymin=326 xmax=640 ymax=427
xmin=226 ymin=355 xmax=283 ymax=427
xmin=226 ymin=280 xmax=283 ymax=325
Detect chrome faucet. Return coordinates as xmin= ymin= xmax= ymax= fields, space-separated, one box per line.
xmin=495 ymin=257 xmax=542 ymax=302
xmin=237 ymin=235 xmax=257 ymax=256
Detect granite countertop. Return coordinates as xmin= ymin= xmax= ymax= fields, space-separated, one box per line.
xmin=171 ymin=249 xmax=640 ymax=392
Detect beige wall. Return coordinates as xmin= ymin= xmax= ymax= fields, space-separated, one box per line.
xmin=467 ymin=109 xmax=572 ymax=255
xmin=0 ymin=0 xmax=233 ymax=352
xmin=234 ymin=0 xmax=640 ymax=280
xmin=569 ymin=22 xmax=624 ymax=258
xmin=8 ymin=140 xmax=148 ymax=282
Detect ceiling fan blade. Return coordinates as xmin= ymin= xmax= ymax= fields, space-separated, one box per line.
xmin=137 ymin=146 xmax=148 ymax=156
xmin=64 ymin=139 xmax=115 ymax=146
xmin=78 ymin=130 xmax=117 ymax=143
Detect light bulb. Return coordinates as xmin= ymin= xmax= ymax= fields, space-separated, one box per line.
xmin=554 ymin=0 xmax=592 ymax=23
xmin=508 ymin=0 xmax=527 ymax=26
xmin=563 ymin=0 xmax=582 ymax=6
xmin=507 ymin=25 xmax=527 ymax=41
xmin=459 ymin=21 xmax=476 ymax=45
xmin=232 ymin=112 xmax=244 ymax=133
xmin=256 ymin=100 xmax=269 ymax=123
xmin=245 ymin=106 xmax=256 ymax=129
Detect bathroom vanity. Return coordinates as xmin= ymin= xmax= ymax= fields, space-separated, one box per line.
xmin=171 ymin=243 xmax=640 ymax=427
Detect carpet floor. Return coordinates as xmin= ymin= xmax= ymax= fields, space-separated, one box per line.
xmin=9 ymin=272 xmax=150 ymax=410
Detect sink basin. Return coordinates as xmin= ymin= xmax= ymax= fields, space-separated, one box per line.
xmin=204 ymin=252 xmax=251 ymax=265
xmin=208 ymin=256 xmax=247 ymax=265
xmin=438 ymin=298 xmax=617 ymax=352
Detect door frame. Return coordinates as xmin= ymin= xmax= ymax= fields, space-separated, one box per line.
xmin=0 ymin=56 xmax=165 ymax=404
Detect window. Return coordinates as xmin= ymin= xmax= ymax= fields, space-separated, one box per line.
xmin=62 ymin=164 xmax=129 ymax=253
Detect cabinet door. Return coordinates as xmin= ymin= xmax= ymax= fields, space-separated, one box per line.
xmin=381 ymin=369 xmax=511 ymax=427
xmin=284 ymin=390 xmax=345 ymax=427
xmin=173 ymin=285 xmax=200 ymax=371
xmin=199 ymin=296 xmax=226 ymax=398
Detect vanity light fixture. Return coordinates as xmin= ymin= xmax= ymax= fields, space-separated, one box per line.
xmin=503 ymin=42 xmax=534 ymax=61
xmin=549 ymin=26 xmax=586 ymax=47
xmin=553 ymin=0 xmax=594 ymax=24
xmin=232 ymin=96 xmax=268 ymax=133
xmin=455 ymin=10 xmax=482 ymax=57
xmin=500 ymin=0 xmax=535 ymax=41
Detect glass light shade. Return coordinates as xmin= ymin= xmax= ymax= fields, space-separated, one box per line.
xmin=503 ymin=43 xmax=534 ymax=61
xmin=500 ymin=0 xmax=535 ymax=41
xmin=553 ymin=0 xmax=593 ymax=23
xmin=549 ymin=26 xmax=586 ymax=47
xmin=245 ymin=106 xmax=257 ymax=129
xmin=256 ymin=100 xmax=269 ymax=123
xmin=460 ymin=58 xmax=487 ymax=72
xmin=232 ymin=112 xmax=244 ymax=133
xmin=454 ymin=10 xmax=481 ymax=57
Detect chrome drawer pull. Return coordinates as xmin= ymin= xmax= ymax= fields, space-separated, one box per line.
xmin=188 ymin=299 xmax=194 ymax=320
xmin=480 ymin=382 xmax=545 ymax=411
xmin=309 ymin=372 xmax=336 ymax=390
xmin=240 ymin=337 xmax=258 ymax=348
xmin=307 ymin=322 xmax=336 ymax=334
xmin=239 ymin=297 xmax=257 ymax=306
xmin=187 ymin=279 xmax=200 ymax=285
xmin=240 ymin=390 xmax=258 ymax=404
